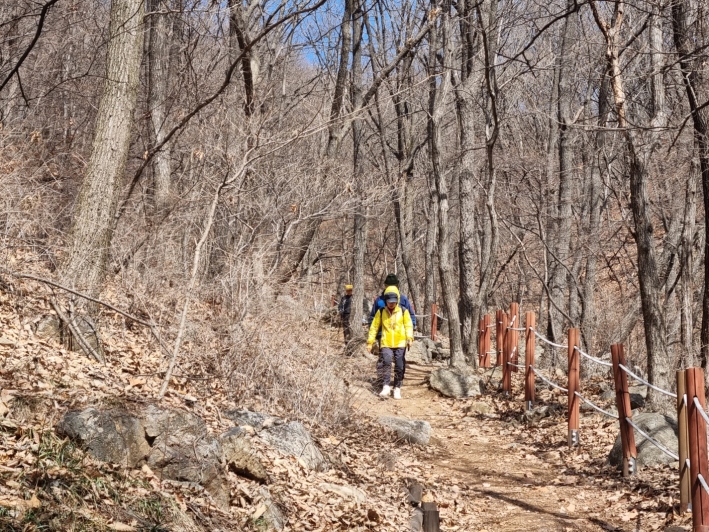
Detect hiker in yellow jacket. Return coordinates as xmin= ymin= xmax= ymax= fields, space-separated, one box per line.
xmin=367 ymin=286 xmax=413 ymax=400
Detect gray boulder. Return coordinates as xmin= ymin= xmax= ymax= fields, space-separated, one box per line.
xmin=35 ymin=315 xmax=61 ymax=342
xmin=429 ymin=367 xmax=482 ymax=398
xmin=144 ymin=406 xmax=229 ymax=509
xmin=224 ymin=409 xmax=275 ymax=430
xmin=58 ymin=408 xmax=149 ymax=468
xmin=378 ymin=416 xmax=431 ymax=445
xmin=406 ymin=341 xmax=432 ymax=365
xmin=257 ymin=487 xmax=285 ymax=530
xmin=220 ymin=427 xmax=269 ymax=484
xmin=608 ymin=412 xmax=678 ymax=470
xmin=259 ymin=421 xmax=328 ymax=471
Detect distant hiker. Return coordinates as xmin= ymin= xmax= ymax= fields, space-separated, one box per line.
xmin=367 ymin=286 xmax=413 ymax=400
xmin=338 ymin=284 xmax=353 ymax=343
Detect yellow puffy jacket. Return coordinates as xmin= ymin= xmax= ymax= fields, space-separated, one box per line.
xmin=367 ymin=286 xmax=413 ymax=349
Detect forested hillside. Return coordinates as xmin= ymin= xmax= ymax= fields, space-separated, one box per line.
xmin=0 ymin=0 xmax=707 ymax=529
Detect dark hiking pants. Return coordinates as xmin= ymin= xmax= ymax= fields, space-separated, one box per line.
xmin=378 ymin=347 xmax=406 ymax=388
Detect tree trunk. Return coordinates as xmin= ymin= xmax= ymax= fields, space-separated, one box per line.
xmin=672 ymin=0 xmax=709 ymax=380
xmin=61 ymin=0 xmax=145 ymax=302
xmin=548 ymin=0 xmax=577 ymax=343
xmin=147 ymin=0 xmax=173 ymax=213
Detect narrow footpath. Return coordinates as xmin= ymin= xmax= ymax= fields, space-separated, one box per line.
xmin=351 ymin=361 xmax=674 ymax=532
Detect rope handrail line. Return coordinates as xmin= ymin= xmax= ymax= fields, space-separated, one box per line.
xmin=487 ymin=324 xmax=495 ymax=328
xmin=509 ymin=327 xmax=526 ymax=332
xmin=574 ymin=391 xmax=618 ymax=419
xmin=699 ymin=474 xmax=709 ymax=498
xmin=485 ymin=351 xmax=496 ymax=355
xmin=435 ymin=314 xmax=448 ymax=321
xmin=530 ymin=365 xmax=568 ymax=393
xmin=574 ymin=346 xmax=613 ymax=368
xmin=507 ymin=362 xmax=525 ymax=369
xmin=626 ymin=417 xmax=679 ymax=460
xmin=684 ymin=393 xmax=687 ymax=406
xmin=530 ymin=328 xmax=568 ymax=349
xmin=618 ymin=364 xmax=677 ymax=398
xmin=509 ymin=315 xmax=517 ymax=327
xmin=693 ymin=396 xmax=709 ymax=426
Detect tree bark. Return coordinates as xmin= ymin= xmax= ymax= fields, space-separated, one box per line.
xmin=61 ymin=0 xmax=145 ymax=302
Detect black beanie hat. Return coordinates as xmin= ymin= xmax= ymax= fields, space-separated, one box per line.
xmin=384 ymin=273 xmax=399 ymax=286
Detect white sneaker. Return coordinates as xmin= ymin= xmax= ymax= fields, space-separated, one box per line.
xmin=393 ymin=388 xmax=401 ymax=400
xmin=379 ymin=385 xmax=391 ymax=397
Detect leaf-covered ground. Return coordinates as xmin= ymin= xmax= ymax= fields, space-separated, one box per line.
xmin=0 ymin=275 xmax=693 ymax=531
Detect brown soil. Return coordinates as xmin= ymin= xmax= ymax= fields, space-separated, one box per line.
xmin=350 ymin=361 xmax=685 ymax=532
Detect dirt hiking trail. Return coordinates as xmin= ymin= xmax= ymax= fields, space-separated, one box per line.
xmin=350 ymin=361 xmax=680 ymax=532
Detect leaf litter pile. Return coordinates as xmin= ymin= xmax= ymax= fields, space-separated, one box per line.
xmin=0 ymin=271 xmax=695 ymax=531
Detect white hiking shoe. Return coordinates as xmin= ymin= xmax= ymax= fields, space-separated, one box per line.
xmin=393 ymin=388 xmax=402 ymax=400
xmin=379 ymin=385 xmax=391 ymax=397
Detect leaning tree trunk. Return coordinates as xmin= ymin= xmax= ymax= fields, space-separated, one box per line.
xmin=61 ymin=0 xmax=144 ymax=301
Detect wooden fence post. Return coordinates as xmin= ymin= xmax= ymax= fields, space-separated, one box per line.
xmin=611 ymin=343 xmax=636 ymax=476
xmin=567 ymin=328 xmax=580 ymax=447
xmin=482 ymin=314 xmax=492 ymax=368
xmin=422 ymin=502 xmax=440 ymax=532
xmin=525 ymin=311 xmax=535 ymax=410
xmin=502 ymin=312 xmax=511 ymax=394
xmin=678 ymin=369 xmax=690 ymax=514
xmin=495 ymin=309 xmax=503 ymax=367
xmin=686 ymin=367 xmax=709 ymax=531
xmin=431 ymin=303 xmax=437 ymax=341
xmin=478 ymin=318 xmax=485 ymax=367
xmin=510 ymin=302 xmax=520 ymax=373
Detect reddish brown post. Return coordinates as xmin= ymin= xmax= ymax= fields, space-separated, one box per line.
xmin=678 ymin=370 xmax=690 ymax=514
xmin=502 ymin=313 xmax=511 ymax=394
xmin=524 ymin=311 xmax=536 ymax=410
xmin=510 ymin=302 xmax=520 ymax=373
xmin=478 ymin=318 xmax=485 ymax=367
xmin=495 ymin=309 xmax=504 ymax=366
xmin=686 ymin=367 xmax=709 ymax=531
xmin=481 ymin=314 xmax=492 ymax=368
xmin=611 ymin=343 xmax=637 ymax=476
xmin=567 ymin=328 xmax=580 ymax=447
xmin=431 ymin=303 xmax=438 ymax=341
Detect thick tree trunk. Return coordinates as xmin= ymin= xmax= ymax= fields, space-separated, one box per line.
xmin=423 ymin=176 xmax=438 ymax=337
xmin=428 ymin=4 xmax=464 ymax=366
xmin=548 ymin=0 xmax=577 ymax=343
xmin=61 ymin=0 xmax=145 ymax=300
xmin=672 ymin=0 xmax=709 ymax=380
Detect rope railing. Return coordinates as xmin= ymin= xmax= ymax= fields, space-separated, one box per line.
xmin=531 ymin=328 xmax=568 ymax=349
xmin=618 ymin=364 xmax=677 ymax=398
xmin=626 ymin=417 xmax=679 ymax=461
xmin=478 ymin=306 xmax=709 ymax=527
xmin=694 ymin=396 xmax=709 ymax=426
xmin=574 ymin=346 xmax=613 ymax=368
xmin=435 ymin=314 xmax=448 ymax=321
xmin=574 ymin=391 xmax=618 ymax=419
xmin=529 ymin=365 xmax=568 ymax=393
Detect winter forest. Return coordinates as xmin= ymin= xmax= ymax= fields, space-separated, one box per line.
xmin=1 ymin=0 xmax=709 ymax=418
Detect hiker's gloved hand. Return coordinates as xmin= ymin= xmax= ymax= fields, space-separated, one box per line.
xmin=406 ymin=340 xmax=412 ymax=349
xmin=367 ymin=345 xmax=373 ymax=353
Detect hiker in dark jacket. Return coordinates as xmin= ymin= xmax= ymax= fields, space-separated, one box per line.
xmin=338 ymin=284 xmax=353 ymax=343
xmin=369 ymin=274 xmax=417 ymax=330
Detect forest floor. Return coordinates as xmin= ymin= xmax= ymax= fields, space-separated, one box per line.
xmin=0 ymin=273 xmax=695 ymax=531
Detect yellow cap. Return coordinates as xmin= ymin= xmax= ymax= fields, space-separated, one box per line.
xmin=345 ymin=284 xmax=353 ymax=290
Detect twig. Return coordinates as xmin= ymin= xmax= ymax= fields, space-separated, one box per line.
xmin=50 ymin=298 xmax=104 ymax=364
